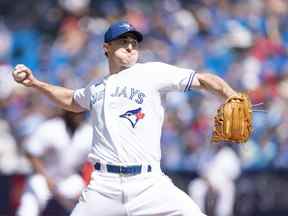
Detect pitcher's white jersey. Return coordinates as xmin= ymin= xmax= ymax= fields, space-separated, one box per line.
xmin=74 ymin=62 xmax=196 ymax=166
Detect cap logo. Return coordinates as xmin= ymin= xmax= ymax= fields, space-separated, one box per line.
xmin=119 ymin=23 xmax=131 ymax=29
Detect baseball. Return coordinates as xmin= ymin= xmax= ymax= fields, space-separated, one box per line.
xmin=14 ymin=71 xmax=28 ymax=82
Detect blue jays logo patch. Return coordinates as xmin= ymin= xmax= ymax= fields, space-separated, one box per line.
xmin=119 ymin=108 xmax=145 ymax=128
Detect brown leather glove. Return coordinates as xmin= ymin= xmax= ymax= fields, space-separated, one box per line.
xmin=211 ymin=93 xmax=252 ymax=143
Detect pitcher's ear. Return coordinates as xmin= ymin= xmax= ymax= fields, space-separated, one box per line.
xmin=103 ymin=43 xmax=109 ymax=57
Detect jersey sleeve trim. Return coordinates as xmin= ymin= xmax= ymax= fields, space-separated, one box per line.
xmin=184 ymin=71 xmax=197 ymax=92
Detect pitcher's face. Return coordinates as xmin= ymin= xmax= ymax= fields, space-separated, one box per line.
xmin=104 ymin=34 xmax=139 ymax=68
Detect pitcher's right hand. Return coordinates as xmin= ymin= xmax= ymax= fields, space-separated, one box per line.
xmin=12 ymin=64 xmax=36 ymax=87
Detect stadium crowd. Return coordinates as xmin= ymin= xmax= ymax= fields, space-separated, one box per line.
xmin=1 ymin=0 xmax=288 ymax=214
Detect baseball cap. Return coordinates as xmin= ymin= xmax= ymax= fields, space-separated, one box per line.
xmin=104 ymin=21 xmax=143 ymax=43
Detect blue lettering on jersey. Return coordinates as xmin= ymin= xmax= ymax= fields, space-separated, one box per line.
xmin=90 ymin=90 xmax=104 ymax=106
xmin=120 ymin=107 xmax=145 ymax=128
xmin=129 ymin=88 xmax=139 ymax=100
xmin=135 ymin=92 xmax=145 ymax=104
xmin=118 ymin=86 xmax=128 ymax=98
xmin=110 ymin=86 xmax=120 ymax=97
xmin=111 ymin=86 xmax=146 ymax=104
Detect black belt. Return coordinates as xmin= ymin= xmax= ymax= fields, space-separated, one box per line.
xmin=94 ymin=162 xmax=152 ymax=174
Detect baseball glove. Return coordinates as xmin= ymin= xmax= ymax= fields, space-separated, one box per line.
xmin=211 ymin=93 xmax=252 ymax=143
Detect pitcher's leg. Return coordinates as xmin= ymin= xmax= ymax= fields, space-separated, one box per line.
xmin=126 ymin=174 xmax=206 ymax=216
xmin=71 ymin=188 xmax=127 ymax=216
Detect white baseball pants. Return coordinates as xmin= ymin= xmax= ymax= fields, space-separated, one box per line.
xmin=71 ymin=170 xmax=206 ymax=216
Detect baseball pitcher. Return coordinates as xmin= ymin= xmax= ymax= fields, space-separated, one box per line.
xmin=12 ymin=21 xmax=243 ymax=216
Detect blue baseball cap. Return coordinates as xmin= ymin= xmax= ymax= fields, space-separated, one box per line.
xmin=104 ymin=21 xmax=143 ymax=43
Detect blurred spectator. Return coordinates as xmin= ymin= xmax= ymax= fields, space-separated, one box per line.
xmin=0 ymin=61 xmax=31 ymax=175
xmin=188 ymin=143 xmax=241 ymax=216
xmin=0 ymin=118 xmax=27 ymax=175
xmin=240 ymin=132 xmax=277 ymax=170
xmin=16 ymin=111 xmax=92 ymax=215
